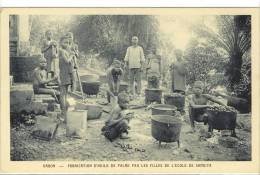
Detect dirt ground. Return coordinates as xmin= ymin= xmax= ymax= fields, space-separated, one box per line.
xmin=11 ymin=95 xmax=251 ymax=161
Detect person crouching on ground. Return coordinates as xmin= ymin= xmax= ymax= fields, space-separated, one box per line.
xmin=188 ymin=81 xmax=226 ymax=132
xmin=106 ymin=59 xmax=124 ymax=104
xmin=32 ymin=55 xmax=60 ymax=103
xmin=59 ymin=35 xmax=74 ymax=123
xmin=101 ymin=92 xmax=134 ymax=141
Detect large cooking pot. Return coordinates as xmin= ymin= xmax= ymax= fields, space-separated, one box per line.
xmin=82 ymin=81 xmax=101 ymax=96
xmin=189 ymin=106 xmax=208 ymax=122
xmin=151 ymin=115 xmax=182 ymax=147
xmin=80 ymin=74 xmax=99 ymax=82
xmin=145 ymin=88 xmax=162 ymax=105
xmin=164 ymin=93 xmax=185 ymax=111
xmin=151 ymin=104 xmax=177 ymax=116
xmin=206 ymin=109 xmax=237 ymax=133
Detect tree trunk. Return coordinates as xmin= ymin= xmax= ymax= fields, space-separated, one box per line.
xmin=228 ymin=52 xmax=243 ymax=90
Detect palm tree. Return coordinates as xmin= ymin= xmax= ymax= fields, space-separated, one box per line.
xmin=193 ymin=15 xmax=251 ymax=90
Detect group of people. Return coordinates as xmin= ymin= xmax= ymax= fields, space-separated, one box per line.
xmin=102 ymin=36 xmax=239 ymax=141
xmin=33 ymin=30 xmax=79 ymax=122
xmin=33 ymin=31 xmax=233 ymax=141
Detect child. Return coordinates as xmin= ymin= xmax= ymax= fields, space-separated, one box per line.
xmin=41 ymin=30 xmax=59 ymax=78
xmin=65 ymin=32 xmax=79 ymax=92
xmin=106 ymin=59 xmax=124 ymax=103
xmin=101 ymin=92 xmax=133 ymax=141
xmin=146 ymin=48 xmax=161 ymax=88
xmin=32 ymin=55 xmax=60 ymax=102
xmin=59 ymin=35 xmax=74 ymax=122
xmin=170 ymin=49 xmax=187 ymax=95
xmin=189 ymin=81 xmax=226 ymax=132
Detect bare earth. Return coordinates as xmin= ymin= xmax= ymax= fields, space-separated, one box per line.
xmin=11 ymin=96 xmax=251 ymax=161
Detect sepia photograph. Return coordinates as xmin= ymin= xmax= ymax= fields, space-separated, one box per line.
xmin=8 ymin=13 xmax=253 ymax=162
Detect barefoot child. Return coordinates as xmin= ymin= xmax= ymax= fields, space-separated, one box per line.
xmin=106 ymin=59 xmax=124 ymax=103
xmin=33 ymin=56 xmax=60 ymax=102
xmin=65 ymin=32 xmax=79 ymax=92
xmin=41 ymin=30 xmax=59 ymax=78
xmin=189 ymin=81 xmax=226 ymax=132
xmin=59 ymin=35 xmax=74 ymax=122
xmin=101 ymin=92 xmax=133 ymax=141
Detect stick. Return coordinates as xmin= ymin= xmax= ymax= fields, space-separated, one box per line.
xmin=72 ymin=55 xmax=85 ymax=102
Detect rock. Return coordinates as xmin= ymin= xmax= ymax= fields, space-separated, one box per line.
xmin=28 ymin=101 xmax=48 ymax=114
xmin=31 ymin=116 xmax=59 ymax=141
xmin=87 ymin=105 xmax=103 ymax=120
xmin=47 ymin=112 xmax=61 ymax=120
xmin=199 ymin=128 xmax=212 ymax=139
xmin=183 ymin=148 xmax=191 ymax=153
xmin=75 ymin=102 xmax=91 ymax=110
xmin=236 ymin=114 xmax=251 ymax=132
xmin=66 ymin=110 xmax=87 ymax=138
xmin=172 ymin=149 xmax=180 ymax=155
xmin=218 ymin=136 xmax=238 ymax=148
xmin=48 ymin=103 xmax=60 ymax=112
xmin=10 ymin=85 xmax=33 ymax=113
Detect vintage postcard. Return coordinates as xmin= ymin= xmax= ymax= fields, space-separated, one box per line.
xmin=0 ymin=8 xmax=259 ymax=173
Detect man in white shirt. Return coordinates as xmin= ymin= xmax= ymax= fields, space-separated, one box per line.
xmin=124 ymin=36 xmax=145 ymax=96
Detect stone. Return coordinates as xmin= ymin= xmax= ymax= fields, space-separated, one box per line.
xmin=236 ymin=114 xmax=251 ymax=132
xmin=87 ymin=105 xmax=103 ymax=120
xmin=31 ymin=116 xmax=59 ymax=141
xmin=218 ymin=136 xmax=238 ymax=148
xmin=47 ymin=111 xmax=61 ymax=120
xmin=28 ymin=101 xmax=48 ymax=114
xmin=10 ymin=84 xmax=33 ymax=113
xmin=48 ymin=103 xmax=61 ymax=112
xmin=75 ymin=102 xmax=91 ymax=110
xmin=199 ymin=128 xmax=212 ymax=139
xmin=66 ymin=110 xmax=87 ymax=138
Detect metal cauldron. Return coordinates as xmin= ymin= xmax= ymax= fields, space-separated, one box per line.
xmin=164 ymin=93 xmax=185 ymax=111
xmin=206 ymin=109 xmax=237 ymax=136
xmin=189 ymin=106 xmax=208 ymax=122
xmin=145 ymin=88 xmax=162 ymax=104
xmin=151 ymin=115 xmax=182 ymax=147
xmin=151 ymin=104 xmax=177 ymax=116
xmin=82 ymin=81 xmax=101 ymax=96
xmin=80 ymin=74 xmax=99 ymax=82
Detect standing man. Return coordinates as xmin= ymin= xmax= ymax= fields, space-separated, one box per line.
xmin=170 ymin=49 xmax=187 ymax=95
xmin=124 ymin=36 xmax=145 ymax=97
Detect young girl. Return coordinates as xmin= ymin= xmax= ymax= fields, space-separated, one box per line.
xmin=41 ymin=30 xmax=59 ymax=78
xmin=59 ymin=35 xmax=73 ymax=122
xmin=189 ymin=81 xmax=226 ymax=132
xmin=101 ymin=92 xmax=134 ymax=141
